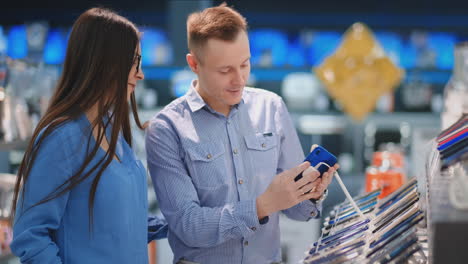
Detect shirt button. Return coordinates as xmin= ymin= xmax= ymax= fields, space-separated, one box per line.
xmin=244 ymin=241 xmax=249 ymax=246
xmin=227 ymin=120 xmax=231 ymax=125
xmin=233 ymin=148 xmax=238 ymax=154
xmin=238 ymin=179 xmax=244 ymax=184
xmin=251 ymin=227 xmax=256 ymax=231
xmin=206 ymin=154 xmax=212 ymax=159
xmin=310 ymin=211 xmax=317 ymax=217
xmin=261 ymin=143 xmax=266 ymax=148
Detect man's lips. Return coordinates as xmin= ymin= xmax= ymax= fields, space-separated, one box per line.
xmin=226 ymin=89 xmax=241 ymax=93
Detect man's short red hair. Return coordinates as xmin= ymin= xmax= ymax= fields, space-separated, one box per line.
xmin=187 ymin=3 xmax=248 ymax=56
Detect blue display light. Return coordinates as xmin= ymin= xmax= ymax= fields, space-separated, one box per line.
xmin=307 ymin=31 xmax=341 ymax=66
xmin=286 ymin=40 xmax=306 ymax=67
xmin=7 ymin=25 xmax=28 ymax=59
xmin=428 ymin=33 xmax=456 ymax=70
xmin=400 ymin=44 xmax=417 ymax=69
xmin=170 ymin=69 xmax=196 ymax=98
xmin=140 ymin=28 xmax=172 ymax=66
xmin=43 ymin=29 xmax=66 ymax=64
xmin=249 ymin=29 xmax=288 ymax=67
xmin=375 ymin=32 xmax=403 ymax=66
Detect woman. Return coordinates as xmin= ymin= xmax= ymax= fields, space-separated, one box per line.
xmin=10 ymin=8 xmax=166 ymax=263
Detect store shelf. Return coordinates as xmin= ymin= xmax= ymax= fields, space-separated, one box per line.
xmin=41 ymin=63 xmax=450 ymax=84
xmin=0 ymin=253 xmax=15 ymax=262
xmin=140 ymin=66 xmax=451 ymax=84
xmin=294 ymin=112 xmax=440 ymax=134
xmin=0 ymin=140 xmax=28 ymax=152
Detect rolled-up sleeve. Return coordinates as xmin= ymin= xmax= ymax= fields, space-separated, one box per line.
xmin=147 ymin=215 xmax=168 ymax=242
xmin=274 ymin=98 xmax=321 ymax=221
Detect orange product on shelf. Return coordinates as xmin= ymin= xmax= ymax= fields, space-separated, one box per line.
xmin=148 ymin=240 xmax=157 ymax=264
xmin=365 ymin=167 xmax=405 ymax=198
xmin=0 ymin=219 xmax=12 ymax=255
xmin=372 ymin=151 xmax=405 ymax=168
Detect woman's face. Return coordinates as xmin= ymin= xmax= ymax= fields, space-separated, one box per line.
xmin=127 ymin=44 xmax=144 ymax=101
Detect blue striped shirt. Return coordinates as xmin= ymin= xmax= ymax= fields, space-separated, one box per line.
xmin=146 ymin=81 xmax=321 ymax=264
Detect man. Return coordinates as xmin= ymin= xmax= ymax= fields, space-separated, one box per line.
xmin=146 ymin=4 xmax=338 ymax=264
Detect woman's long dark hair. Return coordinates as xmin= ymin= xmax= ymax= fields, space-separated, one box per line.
xmin=11 ymin=7 xmax=145 ymax=228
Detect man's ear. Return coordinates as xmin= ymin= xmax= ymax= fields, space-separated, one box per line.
xmin=186 ymin=53 xmax=199 ymax=74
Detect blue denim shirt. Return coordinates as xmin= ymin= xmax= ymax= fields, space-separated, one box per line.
xmin=11 ymin=114 xmax=167 ymax=264
xmin=146 ymin=81 xmax=321 ymax=264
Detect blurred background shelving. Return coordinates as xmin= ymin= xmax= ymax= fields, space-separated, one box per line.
xmin=1 ymin=1 xmax=467 ymax=263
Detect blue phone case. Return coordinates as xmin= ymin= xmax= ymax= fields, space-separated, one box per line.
xmin=295 ymin=146 xmax=338 ymax=182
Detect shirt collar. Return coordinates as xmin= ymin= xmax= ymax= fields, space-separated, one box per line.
xmin=186 ymin=79 xmax=246 ymax=113
xmin=186 ymin=80 xmax=207 ymax=113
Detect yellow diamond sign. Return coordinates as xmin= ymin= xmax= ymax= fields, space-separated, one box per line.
xmin=314 ymin=22 xmax=404 ymax=121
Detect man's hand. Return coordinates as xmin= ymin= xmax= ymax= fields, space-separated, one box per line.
xmin=306 ymin=144 xmax=340 ymax=200
xmin=256 ymin=145 xmax=341 ymax=220
xmin=256 ymin=161 xmax=321 ymax=219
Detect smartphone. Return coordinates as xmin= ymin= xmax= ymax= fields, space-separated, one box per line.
xmin=331 ymin=198 xmax=377 ymax=218
xmin=334 ymin=189 xmax=381 ymax=213
xmin=378 ymin=177 xmax=417 ymax=211
xmin=325 ymin=201 xmax=376 ymax=226
xmin=322 ymin=218 xmax=370 ymax=237
xmin=294 ymin=145 xmax=338 ymax=182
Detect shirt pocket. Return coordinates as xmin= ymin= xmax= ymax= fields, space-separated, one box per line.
xmin=244 ymin=132 xmax=279 ymax=179
xmin=186 ymin=142 xmax=227 ymax=189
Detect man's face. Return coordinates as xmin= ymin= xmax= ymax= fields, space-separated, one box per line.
xmin=191 ymin=31 xmax=251 ymax=114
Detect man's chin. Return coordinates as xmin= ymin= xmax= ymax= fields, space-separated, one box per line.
xmin=227 ymin=96 xmax=242 ymax=106
xmin=225 ymin=90 xmax=243 ymax=104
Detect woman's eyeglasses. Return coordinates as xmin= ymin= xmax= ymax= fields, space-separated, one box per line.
xmin=134 ymin=54 xmax=142 ymax=73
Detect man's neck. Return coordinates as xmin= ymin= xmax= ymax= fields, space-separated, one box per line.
xmin=194 ymin=81 xmax=231 ymax=117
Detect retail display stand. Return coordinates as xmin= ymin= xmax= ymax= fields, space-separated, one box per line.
xmin=301 ymin=115 xmax=467 ymax=263
xmin=302 ymin=177 xmax=427 ymax=264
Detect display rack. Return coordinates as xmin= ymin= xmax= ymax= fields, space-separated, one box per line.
xmin=423 ymin=140 xmax=468 ymax=264
xmin=300 ymin=117 xmax=467 ymax=263
xmin=301 ymin=177 xmax=428 ymax=264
